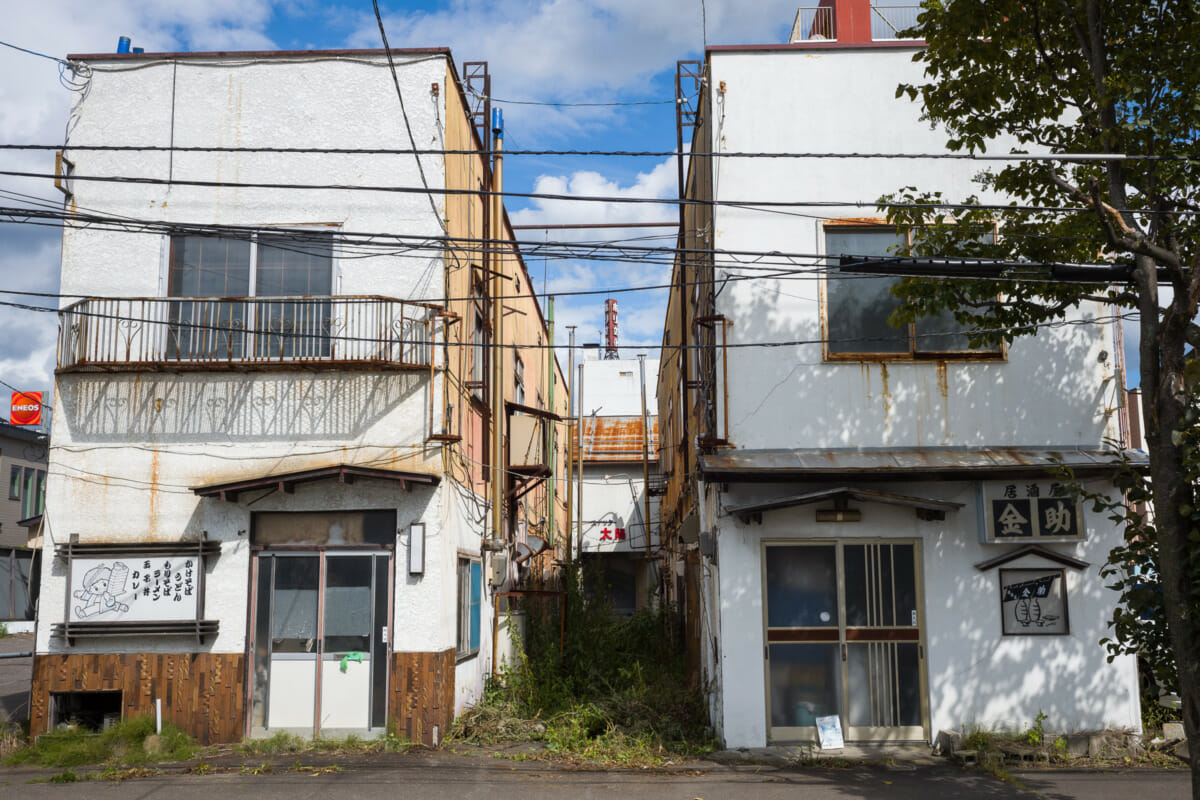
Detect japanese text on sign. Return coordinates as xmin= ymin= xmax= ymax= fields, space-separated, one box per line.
xmin=68 ymin=556 xmax=200 ymax=623
xmin=984 ymin=482 xmax=1083 ymax=541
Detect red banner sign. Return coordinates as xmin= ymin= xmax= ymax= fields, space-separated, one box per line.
xmin=10 ymin=391 xmax=42 ymax=426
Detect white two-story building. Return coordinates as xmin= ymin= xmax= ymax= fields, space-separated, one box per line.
xmin=33 ymin=43 xmax=567 ymax=743
xmin=658 ymin=0 xmax=1141 ymax=747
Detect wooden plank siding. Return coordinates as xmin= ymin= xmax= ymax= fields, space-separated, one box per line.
xmin=389 ymin=648 xmax=455 ymax=746
xmin=29 ymin=652 xmax=245 ymax=744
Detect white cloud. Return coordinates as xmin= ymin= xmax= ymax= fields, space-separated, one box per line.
xmin=0 ymin=2 xmax=288 ymax=393
xmin=345 ymin=0 xmax=798 ymax=131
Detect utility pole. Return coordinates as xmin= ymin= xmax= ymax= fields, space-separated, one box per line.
xmin=638 ymin=353 xmax=652 ymax=560
xmin=490 ymin=109 xmax=505 ymax=551
xmin=576 ymin=362 xmax=585 ymax=564
xmin=565 ymin=325 xmax=576 ymax=563
xmin=546 ymin=297 xmax=556 ymax=552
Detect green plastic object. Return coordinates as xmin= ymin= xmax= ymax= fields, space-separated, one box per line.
xmin=339 ymin=651 xmax=365 ymax=672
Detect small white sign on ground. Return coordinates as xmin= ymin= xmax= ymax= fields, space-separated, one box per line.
xmin=816 ymin=714 xmax=844 ymax=750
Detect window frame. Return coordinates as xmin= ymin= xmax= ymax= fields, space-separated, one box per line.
xmin=468 ymin=271 xmax=491 ymax=405
xmin=456 ymin=555 xmax=482 ymax=661
xmin=165 ymin=230 xmax=338 ymax=361
xmin=8 ymin=466 xmax=19 ymax=501
xmin=821 ymin=223 xmax=1006 ymax=362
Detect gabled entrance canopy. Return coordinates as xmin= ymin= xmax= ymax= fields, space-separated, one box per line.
xmin=727 ymin=487 xmax=963 ymax=524
xmin=191 ymin=464 xmax=439 ymax=502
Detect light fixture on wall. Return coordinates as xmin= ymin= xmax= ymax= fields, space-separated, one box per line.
xmin=408 ymin=523 xmax=425 ymax=575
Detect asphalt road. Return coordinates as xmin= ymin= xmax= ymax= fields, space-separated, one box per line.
xmin=0 ymin=754 xmax=1190 ymax=800
xmin=0 ymin=632 xmax=32 ymax=723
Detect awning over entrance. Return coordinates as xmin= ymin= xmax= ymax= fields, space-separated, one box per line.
xmin=701 ymin=447 xmax=1145 ymax=482
xmin=191 ymin=464 xmax=439 ymax=502
xmin=726 ymin=487 xmax=964 ymax=523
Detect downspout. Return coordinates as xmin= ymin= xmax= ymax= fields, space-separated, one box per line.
xmin=490 ymin=110 xmax=505 ymax=551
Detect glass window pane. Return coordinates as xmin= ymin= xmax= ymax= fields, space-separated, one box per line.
xmin=896 ymin=643 xmax=922 ymax=726
xmin=766 ymin=545 xmax=839 ymax=628
xmin=892 ymin=544 xmax=918 ymax=628
xmin=371 ymin=556 xmax=389 ymax=728
xmin=826 ymin=229 xmax=909 ymax=355
xmin=254 ymin=511 xmax=396 ymax=546
xmin=914 ymin=309 xmax=978 ymax=353
xmin=251 ymin=557 xmax=274 ymax=729
xmin=844 ymin=545 xmax=868 ymax=627
xmin=256 ymin=235 xmax=333 ymax=297
xmin=768 ymin=644 xmax=841 ymax=727
xmin=169 ymin=236 xmax=251 ymax=298
xmin=877 ymin=547 xmax=895 ymax=627
xmin=272 ymin=556 xmax=318 ymax=653
xmin=323 ymin=556 xmax=372 ymax=653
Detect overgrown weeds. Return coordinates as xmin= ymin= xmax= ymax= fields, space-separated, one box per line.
xmin=452 ymin=568 xmax=711 ymax=766
xmin=4 ymin=715 xmax=196 ymax=768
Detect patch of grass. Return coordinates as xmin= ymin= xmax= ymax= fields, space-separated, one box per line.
xmin=236 ymin=730 xmax=414 ymax=756
xmin=236 ymin=731 xmax=308 ymax=755
xmin=3 ymin=715 xmax=196 ymax=768
xmin=451 ymin=568 xmax=712 ymax=766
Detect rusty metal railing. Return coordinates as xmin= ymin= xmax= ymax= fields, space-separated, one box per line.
xmin=58 ymin=296 xmax=440 ymax=370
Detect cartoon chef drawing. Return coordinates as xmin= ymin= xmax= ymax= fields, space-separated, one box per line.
xmin=73 ymin=562 xmax=131 ymax=618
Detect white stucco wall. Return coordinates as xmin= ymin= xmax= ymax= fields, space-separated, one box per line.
xmin=706 ymin=48 xmax=1122 ymax=452
xmin=579 ymin=358 xmax=659 ymax=417
xmin=692 ymin=45 xmax=1136 ymax=747
xmin=711 ymin=479 xmax=1140 ymax=748
xmin=39 ymin=52 xmax=474 ymax=669
xmin=577 ymin=464 xmax=660 ymax=554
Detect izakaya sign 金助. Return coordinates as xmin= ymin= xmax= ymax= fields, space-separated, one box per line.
xmin=982 ymin=481 xmax=1085 ymax=542
xmin=10 ymin=391 xmax=42 ymax=426
xmin=68 ymin=556 xmax=199 ymax=623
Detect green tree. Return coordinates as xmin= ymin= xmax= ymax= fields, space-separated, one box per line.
xmin=881 ymin=2 xmax=1200 ymax=793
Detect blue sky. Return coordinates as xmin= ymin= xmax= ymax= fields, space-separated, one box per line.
xmin=0 ymin=0 xmax=1143 ymax=400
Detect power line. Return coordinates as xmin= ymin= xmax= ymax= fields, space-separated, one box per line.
xmin=5 ymin=167 xmax=1185 ymax=216
xmin=5 ymin=142 xmax=1197 ymax=162
xmin=0 ymin=290 xmax=1133 ymax=353
xmin=373 ymin=0 xmax=445 ymax=234
xmin=0 ymin=204 xmax=1130 ymax=286
xmin=0 ymin=39 xmax=71 ymax=67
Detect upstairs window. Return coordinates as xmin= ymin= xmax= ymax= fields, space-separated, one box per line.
xmin=824 ymin=227 xmax=1002 ymax=359
xmin=167 ymin=233 xmax=334 ymax=360
xmin=514 ymin=351 xmax=525 ymax=406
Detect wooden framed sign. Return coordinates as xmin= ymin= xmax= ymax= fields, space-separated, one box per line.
xmin=1000 ymin=568 xmax=1069 ymax=636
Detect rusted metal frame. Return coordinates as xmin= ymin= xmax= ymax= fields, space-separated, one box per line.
xmin=675 ymin=60 xmax=706 ymax=533
xmin=693 ymin=314 xmax=730 ymax=445
xmin=461 ymin=62 xmax=491 ymax=155
xmin=58 ymin=295 xmax=440 ymax=370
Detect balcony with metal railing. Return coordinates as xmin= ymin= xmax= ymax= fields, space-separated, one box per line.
xmin=789 ymin=3 xmax=921 ymax=43
xmin=57 ymin=295 xmax=440 ymax=372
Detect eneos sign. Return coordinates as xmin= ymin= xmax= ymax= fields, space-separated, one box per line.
xmin=10 ymin=391 xmax=42 ymax=426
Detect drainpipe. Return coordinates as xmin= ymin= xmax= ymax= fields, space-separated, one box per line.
xmin=638 ymin=354 xmax=652 ymax=560
xmin=490 ymin=109 xmax=505 ymax=551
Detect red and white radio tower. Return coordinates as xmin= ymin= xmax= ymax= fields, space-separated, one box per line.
xmin=603 ymin=299 xmax=619 ymax=359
